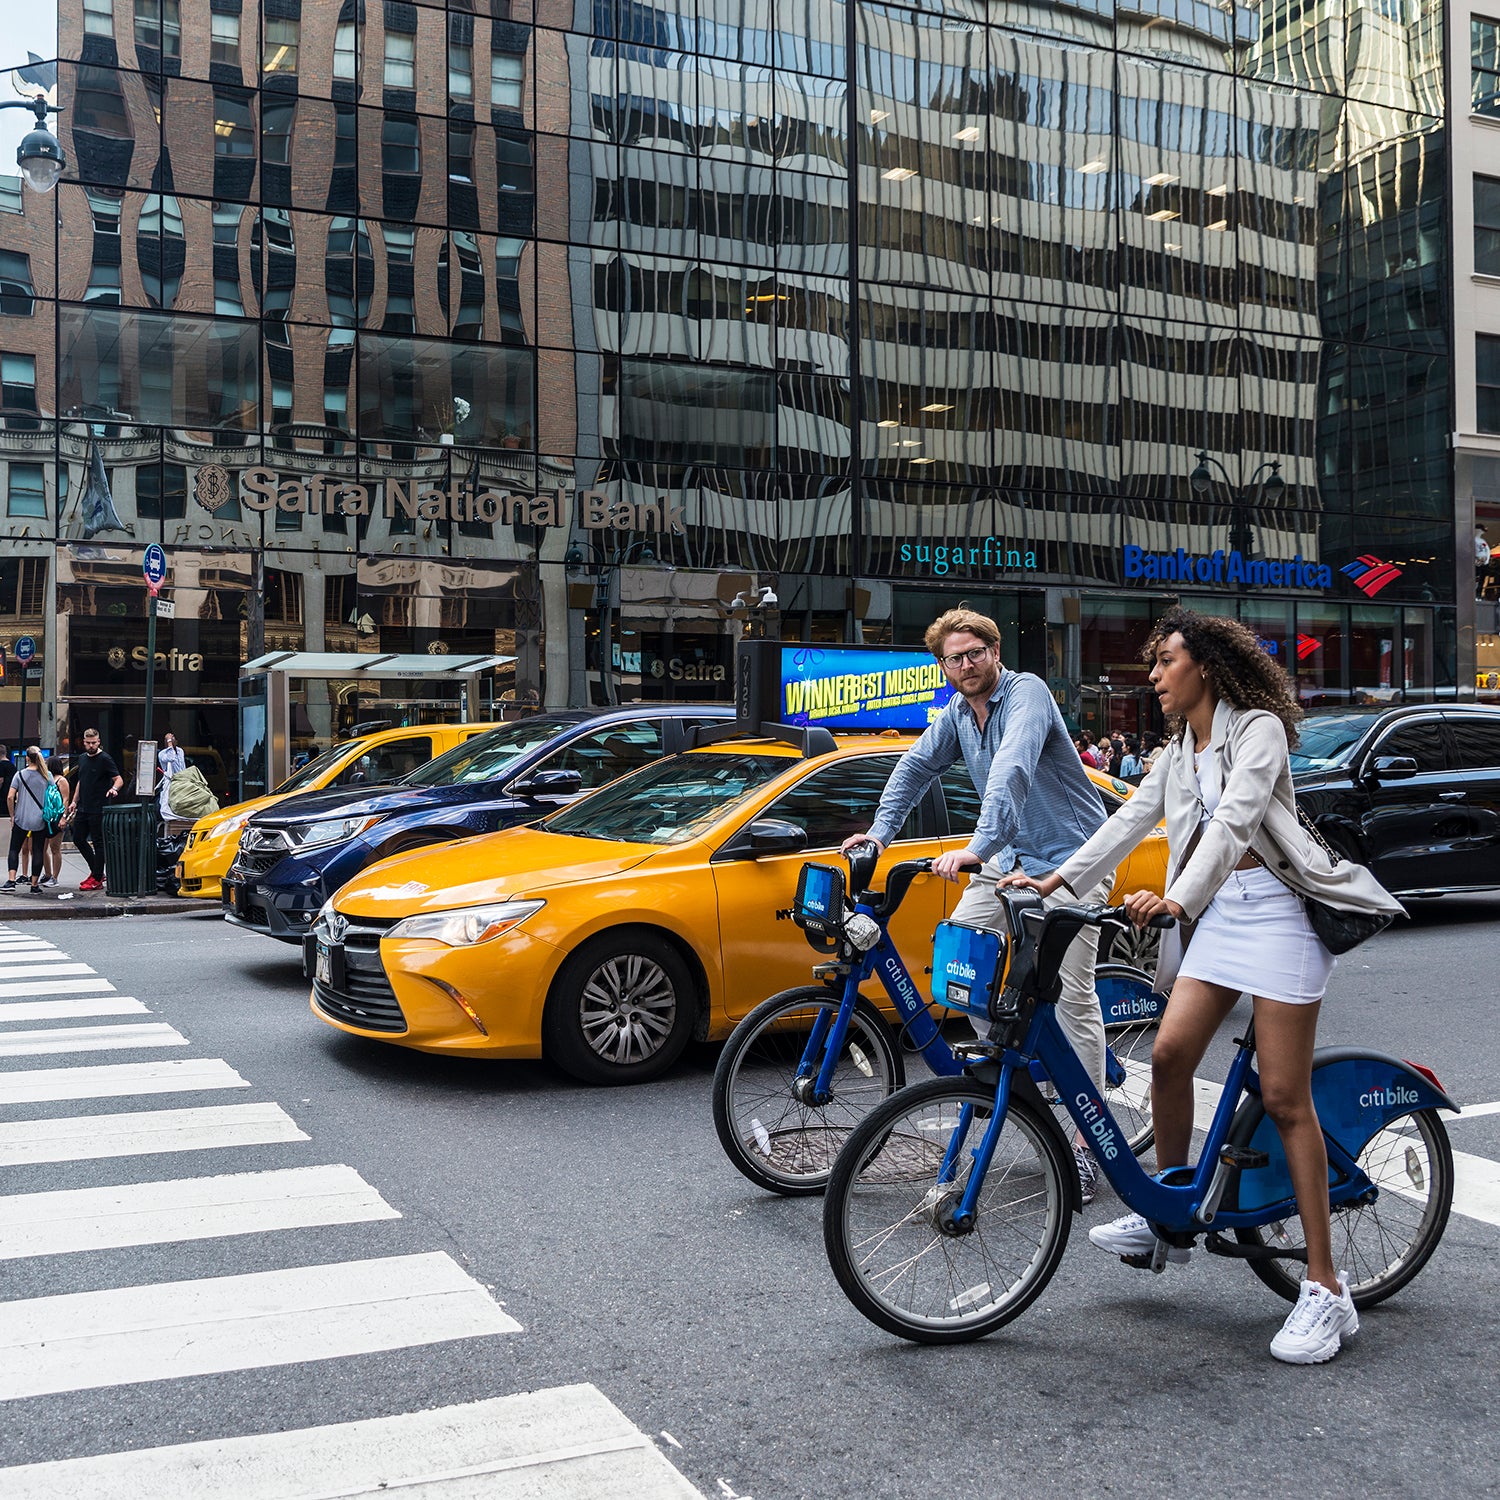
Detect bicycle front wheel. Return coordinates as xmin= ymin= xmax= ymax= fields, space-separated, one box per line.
xmin=823 ymin=1077 xmax=1072 ymax=1343
xmin=713 ymin=988 xmax=903 ymax=1195
xmin=1236 ymin=1106 xmax=1454 ymax=1310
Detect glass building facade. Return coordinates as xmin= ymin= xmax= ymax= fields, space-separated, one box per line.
xmin=0 ymin=0 xmax=1458 ymax=768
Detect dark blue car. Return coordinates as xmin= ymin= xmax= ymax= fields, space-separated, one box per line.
xmin=221 ymin=705 xmax=732 ymax=943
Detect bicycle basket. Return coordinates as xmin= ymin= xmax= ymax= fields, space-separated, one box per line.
xmin=793 ymin=862 xmax=846 ymax=938
xmin=930 ymin=920 xmax=1006 ymax=1019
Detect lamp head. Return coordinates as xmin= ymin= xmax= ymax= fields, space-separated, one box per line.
xmin=17 ymin=126 xmax=65 ymax=193
xmin=1262 ymin=463 xmax=1286 ymax=500
xmin=564 ymin=545 xmax=585 ymax=567
xmin=1189 ymin=452 xmax=1213 ymax=495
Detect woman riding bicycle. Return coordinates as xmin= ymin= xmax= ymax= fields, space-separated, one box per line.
xmin=1002 ymin=606 xmax=1402 ymax=1364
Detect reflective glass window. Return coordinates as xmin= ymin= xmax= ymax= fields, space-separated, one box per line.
xmin=1 ymin=353 xmax=38 ymax=413
xmin=135 ymin=0 xmax=181 ymax=58
xmin=1477 ymin=176 xmax=1500 ymax=276
xmin=0 ymin=252 xmax=34 ymax=317
xmin=385 ymin=30 xmax=416 ymax=88
xmin=84 ymin=0 xmax=114 ymax=35
xmin=6 ymin=463 xmax=46 ymax=519
xmin=1480 ymin=335 xmax=1500 ymax=434
xmin=491 ymin=51 xmax=524 ymax=108
xmin=212 ymin=12 xmax=241 ymax=65
xmin=334 ymin=22 xmax=359 ymax=79
xmin=1476 ymin=18 xmax=1500 ymax=115
xmin=382 ymin=116 xmax=421 ymax=173
xmin=264 ymin=16 xmax=301 ymax=74
xmin=214 ymin=93 xmax=256 ymax=156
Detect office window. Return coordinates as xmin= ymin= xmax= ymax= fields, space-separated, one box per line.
xmin=1478 ymin=177 xmax=1500 ymax=276
xmin=211 ymin=11 xmax=240 ymax=64
xmin=1477 ymin=18 xmax=1500 ymax=115
xmin=86 ymin=186 xmax=122 ymax=233
xmin=85 ymin=261 xmax=122 ymax=303
xmin=0 ymin=179 xmax=19 ymax=214
xmin=0 ymin=252 xmax=34 ymax=317
xmin=334 ymin=21 xmax=359 ymax=78
xmin=382 ymin=223 xmax=416 ymax=261
xmin=384 ymin=30 xmax=415 ymax=87
xmin=1480 ymin=335 xmax=1500 ymax=433
xmin=213 ymin=94 xmax=255 ymax=156
xmin=83 ymin=0 xmax=114 ymax=35
xmin=135 ymin=0 xmax=181 ymax=57
xmin=263 ymin=101 xmax=295 ymax=166
xmin=382 ymin=293 xmax=416 ymax=333
xmin=491 ymin=52 xmax=523 ymax=108
xmin=382 ymin=116 xmax=420 ymax=173
xmin=449 ymin=41 xmax=472 ymax=98
xmin=1 ymin=354 xmax=37 ymax=411
xmin=264 ymin=16 xmax=300 ymax=73
xmin=6 ymin=464 xmax=46 ymax=519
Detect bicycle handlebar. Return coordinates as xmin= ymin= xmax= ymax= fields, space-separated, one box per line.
xmin=843 ymin=841 xmax=934 ymax=922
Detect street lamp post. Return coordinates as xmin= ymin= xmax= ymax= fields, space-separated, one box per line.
xmin=1 ymin=96 xmax=66 ymax=193
xmin=564 ymin=539 xmax=658 ymax=706
xmin=1189 ymin=449 xmax=1286 ymax=559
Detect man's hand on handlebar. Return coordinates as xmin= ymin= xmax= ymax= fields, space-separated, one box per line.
xmin=1122 ymin=889 xmax=1186 ymax=928
xmin=839 ymin=833 xmax=885 ymax=856
xmin=997 ymin=870 xmax=1066 ymax=899
xmin=931 ymin=849 xmax=982 ymax=884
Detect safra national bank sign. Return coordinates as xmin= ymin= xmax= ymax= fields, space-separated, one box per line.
xmin=202 ymin=466 xmax=685 ymax=533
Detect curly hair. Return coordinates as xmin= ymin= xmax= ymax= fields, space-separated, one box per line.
xmin=1142 ymin=606 xmax=1301 ymax=746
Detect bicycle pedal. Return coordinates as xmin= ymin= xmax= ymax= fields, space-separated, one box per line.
xmin=1217 ymin=1146 xmax=1270 ymax=1171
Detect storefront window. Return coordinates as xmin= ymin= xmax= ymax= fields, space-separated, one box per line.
xmin=1237 ymin=598 xmax=1295 ymax=680
xmin=1293 ymin=601 xmax=1347 ymax=706
xmin=1348 ymin=604 xmax=1401 ymax=703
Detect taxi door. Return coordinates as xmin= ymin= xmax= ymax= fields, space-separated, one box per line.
xmin=709 ymin=753 xmax=945 ymax=1022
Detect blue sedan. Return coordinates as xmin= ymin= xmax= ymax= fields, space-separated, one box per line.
xmin=221 ymin=705 xmax=733 ymax=943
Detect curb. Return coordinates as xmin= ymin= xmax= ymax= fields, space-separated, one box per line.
xmin=0 ymin=893 xmax=212 ymax=919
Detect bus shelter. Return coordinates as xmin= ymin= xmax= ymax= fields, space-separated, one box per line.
xmin=237 ymin=651 xmax=515 ymax=799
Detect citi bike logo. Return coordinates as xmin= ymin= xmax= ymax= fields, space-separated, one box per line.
xmin=1074 ymin=1092 xmax=1120 ymax=1161
xmin=1106 ymin=995 xmax=1159 ymax=1022
xmin=881 ymin=952 xmax=923 ymax=1018
xmin=1341 ymin=555 xmax=1404 ymax=597
xmin=1360 ymin=1084 xmax=1420 ymax=1108
xmin=945 ymin=960 xmax=977 ymax=982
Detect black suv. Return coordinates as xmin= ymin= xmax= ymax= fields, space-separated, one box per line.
xmin=1291 ymin=705 xmax=1500 ymax=896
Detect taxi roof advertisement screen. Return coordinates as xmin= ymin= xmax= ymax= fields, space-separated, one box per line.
xmin=777 ymin=645 xmax=955 ymax=732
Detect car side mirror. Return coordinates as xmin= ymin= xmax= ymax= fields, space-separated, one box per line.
xmin=508 ymin=768 xmax=584 ymax=799
xmin=728 ymin=818 xmax=808 ymax=860
xmin=1369 ymin=755 xmax=1418 ymax=782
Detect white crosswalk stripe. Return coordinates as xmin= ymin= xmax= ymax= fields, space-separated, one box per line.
xmin=0 ymin=1163 xmax=400 ymax=1260
xmin=0 ymin=1101 xmax=308 ymax=1165
xmin=0 ymin=1021 xmax=187 ymax=1056
xmin=0 ymin=1387 xmax=702 ymax=1499
xmin=0 ymin=925 xmax=706 ymax=1499
xmin=0 ymin=1056 xmax=249 ymax=1103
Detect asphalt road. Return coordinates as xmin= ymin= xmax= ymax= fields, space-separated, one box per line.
xmin=0 ymin=896 xmax=1497 ymax=1498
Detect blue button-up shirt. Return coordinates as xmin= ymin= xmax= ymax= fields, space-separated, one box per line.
xmin=867 ymin=668 xmax=1107 ymax=877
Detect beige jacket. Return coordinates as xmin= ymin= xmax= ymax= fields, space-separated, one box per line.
xmin=1056 ymin=699 xmax=1404 ymax=992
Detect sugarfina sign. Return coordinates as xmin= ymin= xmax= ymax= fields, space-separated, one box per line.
xmin=898 ymin=536 xmax=1039 ymax=577
xmin=1123 ymin=544 xmax=1332 ymax=591
xmin=202 ymin=466 xmax=685 ymax=534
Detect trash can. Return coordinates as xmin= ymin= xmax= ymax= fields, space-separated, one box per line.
xmin=103 ymin=800 xmax=156 ymax=896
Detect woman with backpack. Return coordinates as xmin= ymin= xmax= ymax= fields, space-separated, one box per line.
xmin=6 ymin=747 xmax=60 ymax=894
xmin=43 ymin=756 xmax=70 ymax=888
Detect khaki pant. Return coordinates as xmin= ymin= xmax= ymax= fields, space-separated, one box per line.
xmin=953 ymin=858 xmax=1113 ymax=1091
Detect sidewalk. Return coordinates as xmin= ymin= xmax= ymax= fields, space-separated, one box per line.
xmin=0 ymin=830 xmax=207 ymax=920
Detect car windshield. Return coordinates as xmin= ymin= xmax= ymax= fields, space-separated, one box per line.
xmin=543 ymin=751 xmax=787 ymax=844
xmin=400 ymin=717 xmax=580 ymax=788
xmin=1288 ymin=713 xmax=1379 ymax=772
xmin=276 ymin=739 xmax=369 ymax=795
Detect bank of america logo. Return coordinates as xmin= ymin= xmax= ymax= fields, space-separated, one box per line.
xmin=1341 ymin=555 xmax=1403 ymax=597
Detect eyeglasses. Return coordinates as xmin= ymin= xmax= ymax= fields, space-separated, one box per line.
xmin=939 ymin=645 xmax=993 ymax=669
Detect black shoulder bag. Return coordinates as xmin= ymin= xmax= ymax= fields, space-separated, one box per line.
xmin=1294 ymin=809 xmax=1393 ymax=955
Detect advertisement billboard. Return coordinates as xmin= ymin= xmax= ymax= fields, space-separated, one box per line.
xmin=735 ymin=642 xmax=954 ymax=732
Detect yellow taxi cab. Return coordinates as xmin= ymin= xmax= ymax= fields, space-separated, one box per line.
xmin=177 ymin=722 xmax=500 ymax=901
xmin=309 ymin=732 xmax=1168 ymax=1085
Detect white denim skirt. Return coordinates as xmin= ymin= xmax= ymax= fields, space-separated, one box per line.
xmin=1177 ymin=865 xmax=1335 ymax=1005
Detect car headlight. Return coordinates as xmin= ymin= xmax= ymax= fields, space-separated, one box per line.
xmin=217 ymin=811 xmax=252 ymax=841
xmin=293 ymin=815 xmax=383 ymax=850
xmin=311 ymin=899 xmax=337 ymax=942
xmin=387 ymin=900 xmax=545 ymax=947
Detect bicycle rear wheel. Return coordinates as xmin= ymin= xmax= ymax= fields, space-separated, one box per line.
xmin=1235 ymin=1106 xmax=1453 ymax=1309
xmin=713 ymin=988 xmax=903 ymax=1195
xmin=823 ymin=1077 xmax=1071 ymax=1343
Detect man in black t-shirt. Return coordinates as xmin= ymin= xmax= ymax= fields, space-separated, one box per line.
xmin=67 ymin=727 xmax=123 ymax=890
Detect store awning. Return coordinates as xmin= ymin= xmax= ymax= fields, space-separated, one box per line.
xmin=241 ymin=651 xmax=515 ymax=679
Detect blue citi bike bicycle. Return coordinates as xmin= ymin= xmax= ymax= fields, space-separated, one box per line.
xmin=821 ymin=887 xmax=1458 ymax=1343
xmin=712 ymin=842 xmax=1165 ymax=1195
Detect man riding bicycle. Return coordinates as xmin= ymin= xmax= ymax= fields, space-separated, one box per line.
xmin=842 ymin=607 xmax=1115 ymax=1201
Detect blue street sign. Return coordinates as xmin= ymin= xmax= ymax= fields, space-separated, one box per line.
xmin=13 ymin=636 xmax=35 ymax=664
xmin=143 ymin=543 xmax=167 ymax=588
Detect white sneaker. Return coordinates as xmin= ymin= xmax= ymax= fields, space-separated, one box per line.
xmin=1088 ymin=1212 xmax=1191 ymax=1264
xmin=1270 ymin=1276 xmax=1358 ymax=1364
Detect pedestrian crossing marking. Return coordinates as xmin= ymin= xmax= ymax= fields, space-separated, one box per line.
xmin=0 ymin=1022 xmax=187 ymax=1057
xmin=0 ymin=1057 xmax=248 ymax=1104
xmin=0 ymin=950 xmax=86 ymax=965
xmin=0 ymin=1251 xmax=521 ymax=1401
xmin=0 ymin=997 xmax=148 ymax=1023
xmin=0 ymin=962 xmax=97 ymax=980
xmin=0 ymin=1163 xmax=396 ymax=1260
xmin=0 ymin=1102 xmax=307 ymax=1165
xmin=0 ymin=977 xmax=115 ymax=998
xmin=0 ymin=1386 xmax=705 ymax=1499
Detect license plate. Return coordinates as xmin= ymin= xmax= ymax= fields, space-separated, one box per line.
xmin=315 ymin=941 xmax=333 ymax=987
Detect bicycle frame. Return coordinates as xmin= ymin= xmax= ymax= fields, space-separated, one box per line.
xmin=947 ymin=1004 xmax=1375 ymax=1236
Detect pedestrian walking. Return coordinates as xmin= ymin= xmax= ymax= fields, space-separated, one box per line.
xmin=67 ymin=727 xmax=123 ymax=891
xmin=156 ymin=732 xmax=186 ymax=818
xmin=840 ymin=606 xmax=1115 ymax=1205
xmin=1002 ymin=606 xmax=1403 ymax=1363
xmin=43 ymin=756 xmax=69 ymax=887
xmin=5 ymin=747 xmax=55 ymax=894
xmin=1119 ymin=737 xmax=1144 ymax=778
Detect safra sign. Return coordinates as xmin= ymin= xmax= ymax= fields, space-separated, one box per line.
xmin=1123 ymin=544 xmax=1333 ymax=591
xmin=229 ymin=468 xmax=684 ymax=533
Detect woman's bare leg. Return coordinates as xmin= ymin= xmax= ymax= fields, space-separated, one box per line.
xmin=1151 ymin=977 xmax=1239 ymax=1169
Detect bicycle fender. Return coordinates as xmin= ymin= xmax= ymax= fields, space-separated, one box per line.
xmin=1228 ymin=1048 xmax=1457 ymax=1216
xmin=1094 ymin=966 xmax=1165 ymax=1028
